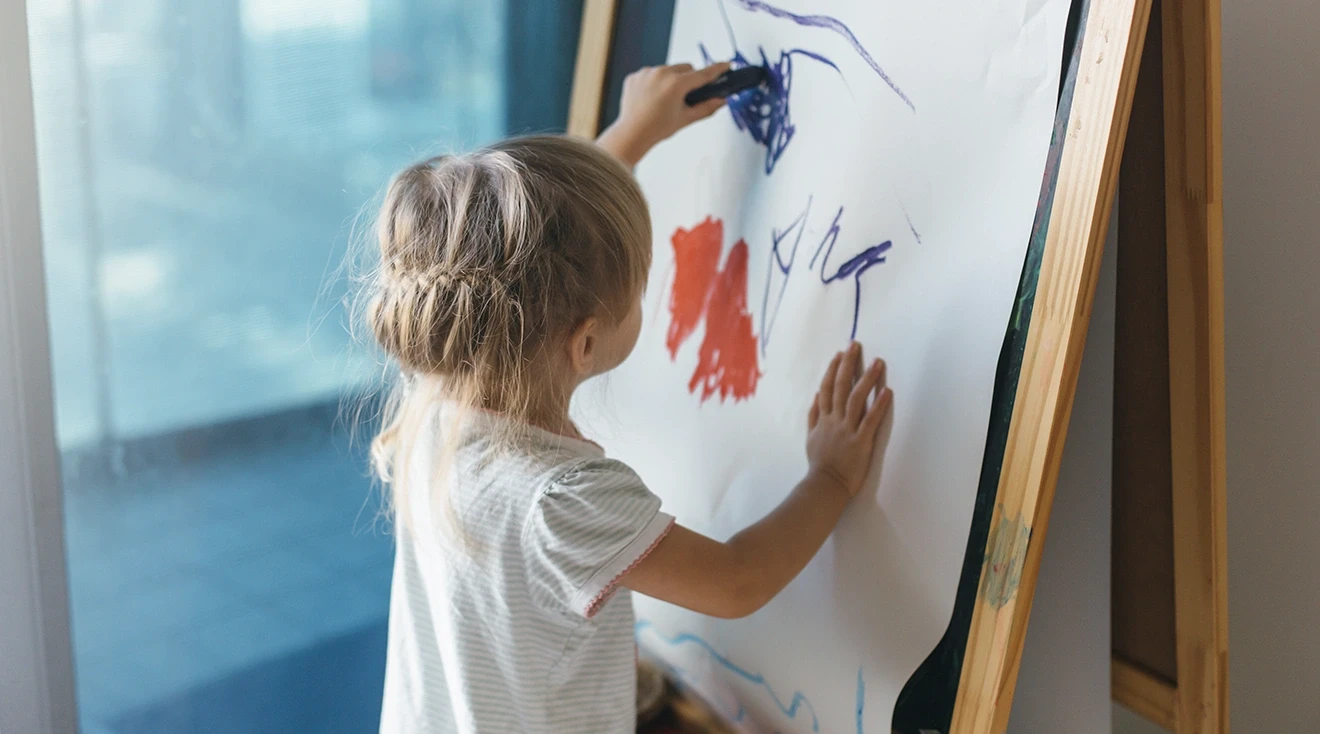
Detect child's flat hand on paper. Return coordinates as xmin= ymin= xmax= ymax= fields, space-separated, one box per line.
xmin=596 ymin=61 xmax=731 ymax=167
xmin=806 ymin=342 xmax=893 ymax=499
xmin=619 ymin=342 xmax=893 ymax=619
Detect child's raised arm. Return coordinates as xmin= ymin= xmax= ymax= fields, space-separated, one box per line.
xmin=596 ymin=61 xmax=732 ymax=168
xmin=621 ymin=342 xmax=893 ymax=619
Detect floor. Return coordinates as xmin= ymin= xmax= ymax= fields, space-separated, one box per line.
xmin=109 ymin=622 xmax=389 ymax=734
xmin=641 ymin=687 xmax=736 ymax=734
xmin=63 ymin=405 xmax=395 ymax=733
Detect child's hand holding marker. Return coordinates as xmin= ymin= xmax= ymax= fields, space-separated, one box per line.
xmin=597 ymin=61 xmax=732 ymax=167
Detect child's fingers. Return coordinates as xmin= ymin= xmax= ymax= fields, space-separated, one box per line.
xmin=626 ymin=66 xmax=658 ymax=83
xmin=668 ymin=62 xmax=695 ymax=74
xmin=818 ymin=351 xmax=843 ymax=413
xmin=688 ymin=97 xmax=726 ymax=121
xmin=677 ymin=62 xmax=731 ymax=121
xmin=808 ymin=398 xmax=821 ymax=429
xmin=862 ymin=386 xmax=894 ymax=439
xmin=677 ymin=61 xmax=732 ymax=103
xmin=834 ymin=342 xmax=862 ymax=413
xmin=688 ymin=61 xmax=732 ymax=84
xmin=847 ymin=359 xmax=884 ymax=428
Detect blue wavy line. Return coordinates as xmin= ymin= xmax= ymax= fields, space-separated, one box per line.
xmin=855 ymin=666 xmax=866 ymax=733
xmin=636 ymin=620 xmax=821 ymax=731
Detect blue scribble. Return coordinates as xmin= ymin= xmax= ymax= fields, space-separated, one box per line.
xmin=636 ymin=619 xmax=821 ymax=731
xmin=728 ymin=0 xmax=915 ymax=112
xmin=809 ymin=206 xmax=893 ymax=341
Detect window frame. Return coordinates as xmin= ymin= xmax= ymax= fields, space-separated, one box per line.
xmin=0 ymin=1 xmax=78 ymax=732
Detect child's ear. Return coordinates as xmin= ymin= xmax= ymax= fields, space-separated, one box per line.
xmin=567 ymin=316 xmax=599 ymax=377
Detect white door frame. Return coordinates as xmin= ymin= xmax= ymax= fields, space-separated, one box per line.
xmin=0 ymin=1 xmax=79 ymax=732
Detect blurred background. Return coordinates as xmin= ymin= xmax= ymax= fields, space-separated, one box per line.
xmin=24 ymin=0 xmax=582 ymax=731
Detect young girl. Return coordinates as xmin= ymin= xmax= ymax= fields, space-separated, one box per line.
xmin=368 ymin=62 xmax=893 ymax=734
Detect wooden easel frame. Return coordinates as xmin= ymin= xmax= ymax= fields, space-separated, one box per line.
xmin=567 ymin=0 xmax=619 ymax=138
xmin=566 ymin=1 xmax=1226 ymax=731
xmin=949 ymin=0 xmax=1155 ymax=728
xmin=1108 ymin=0 xmax=1229 ymax=731
xmin=950 ymin=0 xmax=1227 ymax=731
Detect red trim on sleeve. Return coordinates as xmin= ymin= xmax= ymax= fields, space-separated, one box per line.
xmin=584 ymin=517 xmax=676 ymax=619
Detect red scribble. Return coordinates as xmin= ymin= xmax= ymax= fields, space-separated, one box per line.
xmin=689 ymin=240 xmax=761 ymax=402
xmin=666 ymin=217 xmax=723 ymax=359
xmin=665 ymin=216 xmax=761 ymax=403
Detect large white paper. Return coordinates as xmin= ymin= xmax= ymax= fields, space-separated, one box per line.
xmin=574 ymin=1 xmax=1069 ymax=731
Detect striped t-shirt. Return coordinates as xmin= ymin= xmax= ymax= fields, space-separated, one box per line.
xmin=379 ymin=409 xmax=675 ymax=733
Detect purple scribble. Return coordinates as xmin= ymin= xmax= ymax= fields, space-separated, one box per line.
xmin=898 ymin=197 xmax=922 ymax=244
xmin=728 ymin=0 xmax=915 ymax=112
xmin=702 ymin=0 xmax=914 ymax=174
xmin=809 ymin=206 xmax=893 ymax=340
xmin=700 ymin=44 xmax=840 ymax=174
xmin=758 ymin=196 xmax=813 ymax=354
xmin=759 ymin=198 xmax=893 ymax=347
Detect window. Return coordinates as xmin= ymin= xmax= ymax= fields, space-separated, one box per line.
xmin=23 ymin=1 xmax=582 ymax=730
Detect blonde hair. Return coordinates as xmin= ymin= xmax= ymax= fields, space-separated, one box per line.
xmin=363 ymin=135 xmax=651 ymax=533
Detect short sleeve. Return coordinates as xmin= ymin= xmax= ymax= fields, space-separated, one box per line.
xmin=523 ymin=458 xmax=674 ymax=619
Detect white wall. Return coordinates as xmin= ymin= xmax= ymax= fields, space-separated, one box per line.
xmin=1114 ymin=0 xmax=1320 ymax=730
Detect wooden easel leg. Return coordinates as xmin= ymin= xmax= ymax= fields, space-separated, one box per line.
xmin=1112 ymin=2 xmax=1180 ymax=730
xmin=1160 ymin=0 xmax=1229 ymax=730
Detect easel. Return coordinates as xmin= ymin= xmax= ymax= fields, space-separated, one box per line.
xmin=1109 ymin=0 xmax=1228 ymax=730
xmin=567 ymin=0 xmax=1227 ymax=731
